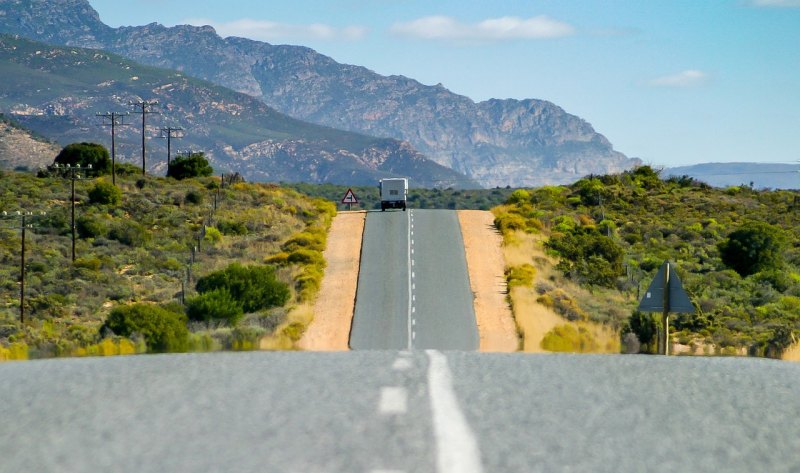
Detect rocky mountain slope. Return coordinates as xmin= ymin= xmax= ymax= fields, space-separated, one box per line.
xmin=0 ymin=34 xmax=472 ymax=187
xmin=0 ymin=113 xmax=61 ymax=170
xmin=0 ymin=0 xmax=640 ymax=187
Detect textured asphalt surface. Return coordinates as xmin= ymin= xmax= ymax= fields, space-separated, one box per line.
xmin=2 ymin=351 xmax=800 ymax=473
xmin=350 ymin=209 xmax=478 ymax=350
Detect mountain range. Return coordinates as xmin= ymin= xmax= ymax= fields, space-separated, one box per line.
xmin=0 ymin=0 xmax=640 ymax=187
xmin=665 ymin=163 xmax=800 ymax=190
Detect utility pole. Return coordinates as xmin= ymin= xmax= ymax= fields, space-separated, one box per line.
xmin=51 ymin=164 xmax=91 ymax=262
xmin=160 ymin=126 xmax=184 ymax=171
xmin=130 ymin=100 xmax=159 ymax=176
xmin=3 ymin=211 xmax=45 ymax=323
xmin=97 ymin=111 xmax=129 ymax=185
xmin=20 ymin=213 xmax=26 ymax=324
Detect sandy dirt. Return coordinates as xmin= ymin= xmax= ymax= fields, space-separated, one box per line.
xmin=297 ymin=211 xmax=365 ymax=351
xmin=458 ymin=210 xmax=519 ymax=352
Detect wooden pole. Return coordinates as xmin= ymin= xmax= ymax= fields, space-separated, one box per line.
xmin=19 ymin=214 xmax=25 ymax=324
xmin=661 ymin=262 xmax=671 ymax=355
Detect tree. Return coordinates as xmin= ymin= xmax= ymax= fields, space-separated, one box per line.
xmin=54 ymin=142 xmax=111 ymax=174
xmin=718 ymin=221 xmax=786 ymax=277
xmin=101 ymin=303 xmax=188 ymax=352
xmin=167 ymin=152 xmax=213 ymax=180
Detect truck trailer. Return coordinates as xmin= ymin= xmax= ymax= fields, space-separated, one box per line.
xmin=379 ymin=178 xmax=408 ymax=211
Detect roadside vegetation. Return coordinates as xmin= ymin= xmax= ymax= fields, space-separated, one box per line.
xmin=493 ymin=166 xmax=800 ymax=358
xmin=0 ymin=147 xmax=335 ymax=360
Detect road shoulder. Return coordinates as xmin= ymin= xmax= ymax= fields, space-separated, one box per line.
xmin=298 ymin=211 xmax=366 ymax=351
xmin=458 ymin=210 xmax=519 ymax=352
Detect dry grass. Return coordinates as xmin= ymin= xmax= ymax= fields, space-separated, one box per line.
xmin=782 ymin=342 xmax=800 ymax=362
xmin=503 ymin=230 xmax=620 ymax=354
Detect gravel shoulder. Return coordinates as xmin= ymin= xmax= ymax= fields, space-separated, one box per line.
xmin=298 ymin=211 xmax=365 ymax=351
xmin=458 ymin=210 xmax=519 ymax=352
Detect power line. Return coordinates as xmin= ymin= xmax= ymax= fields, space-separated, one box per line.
xmin=130 ymin=100 xmax=159 ymax=176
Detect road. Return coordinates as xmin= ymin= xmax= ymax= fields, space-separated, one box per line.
xmin=350 ymin=209 xmax=479 ymax=350
xmin=2 ymin=351 xmax=800 ymax=473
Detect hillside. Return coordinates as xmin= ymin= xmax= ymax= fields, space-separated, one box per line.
xmin=0 ymin=0 xmax=640 ymax=187
xmin=494 ymin=167 xmax=800 ymax=358
xmin=0 ymin=113 xmax=61 ymax=170
xmin=665 ymin=162 xmax=800 ymax=190
xmin=0 ymin=34 xmax=473 ymax=187
xmin=0 ymin=167 xmax=336 ymax=359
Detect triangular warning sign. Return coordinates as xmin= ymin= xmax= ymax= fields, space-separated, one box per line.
xmin=638 ymin=261 xmax=695 ymax=313
xmin=341 ymin=188 xmax=359 ymax=204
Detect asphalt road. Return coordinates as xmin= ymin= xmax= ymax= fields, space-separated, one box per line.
xmin=349 ymin=209 xmax=479 ymax=350
xmin=2 ymin=351 xmax=800 ymax=473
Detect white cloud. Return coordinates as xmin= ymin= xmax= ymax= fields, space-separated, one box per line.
xmin=181 ymin=18 xmax=368 ymax=42
xmin=390 ymin=15 xmax=575 ymax=41
xmin=649 ymin=70 xmax=709 ymax=88
xmin=750 ymin=0 xmax=800 ymax=7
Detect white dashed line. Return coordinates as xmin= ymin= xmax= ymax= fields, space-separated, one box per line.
xmin=392 ymin=358 xmax=413 ymax=371
xmin=426 ymin=350 xmax=484 ymax=473
xmin=379 ymin=387 xmax=408 ymax=415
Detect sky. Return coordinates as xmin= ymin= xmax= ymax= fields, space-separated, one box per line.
xmin=87 ymin=0 xmax=800 ymax=168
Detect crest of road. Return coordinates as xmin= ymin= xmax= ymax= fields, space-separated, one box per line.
xmin=350 ymin=209 xmax=479 ymax=350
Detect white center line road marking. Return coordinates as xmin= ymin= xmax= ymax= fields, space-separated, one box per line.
xmin=392 ymin=357 xmax=413 ymax=371
xmin=379 ymin=387 xmax=408 ymax=415
xmin=407 ymin=209 xmax=413 ymax=350
xmin=426 ymin=350 xmax=484 ymax=473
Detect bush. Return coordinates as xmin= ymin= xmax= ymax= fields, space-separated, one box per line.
xmin=185 ymin=190 xmax=203 ymax=205
xmin=88 ymin=180 xmax=122 ymax=205
xmin=195 ymin=263 xmax=290 ymax=313
xmin=719 ymin=222 xmax=786 ymax=277
xmin=76 ymin=214 xmax=109 ymax=238
xmin=506 ymin=264 xmax=536 ymax=288
xmin=108 ymin=221 xmax=150 ymax=246
xmin=167 ymin=153 xmax=214 ymax=180
xmin=101 ymin=303 xmax=188 ymax=353
xmin=217 ymin=220 xmax=248 ymax=236
xmin=186 ymin=289 xmax=244 ymax=325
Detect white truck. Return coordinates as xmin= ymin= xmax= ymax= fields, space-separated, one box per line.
xmin=379 ymin=178 xmax=408 ymax=211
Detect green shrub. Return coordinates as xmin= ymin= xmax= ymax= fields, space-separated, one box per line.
xmin=101 ymin=303 xmax=188 ymax=353
xmin=281 ymin=231 xmax=326 ymax=252
xmin=541 ymin=325 xmax=599 ymax=352
xmin=217 ymin=220 xmax=248 ymax=236
xmin=76 ymin=214 xmax=109 ymax=238
xmin=88 ymin=180 xmax=121 ymax=205
xmin=186 ymin=289 xmax=244 ymax=325
xmin=185 ymin=190 xmax=203 ymax=205
xmin=167 ymin=153 xmax=213 ymax=180
xmin=203 ymin=226 xmax=222 ymax=244
xmin=494 ymin=212 xmax=526 ymax=232
xmin=506 ymin=264 xmax=536 ymax=288
xmin=287 ymin=248 xmax=325 ymax=267
xmin=719 ymin=222 xmax=786 ymax=277
xmin=196 ymin=263 xmax=290 ymax=312
xmin=108 ymin=221 xmax=150 ymax=246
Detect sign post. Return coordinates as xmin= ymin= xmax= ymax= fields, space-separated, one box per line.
xmin=341 ymin=188 xmax=359 ymax=210
xmin=638 ymin=261 xmax=695 ymax=355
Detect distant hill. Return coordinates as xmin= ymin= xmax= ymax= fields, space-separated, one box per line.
xmin=0 ymin=0 xmax=640 ymax=187
xmin=0 ymin=113 xmax=60 ymax=170
xmin=664 ymin=163 xmax=800 ymax=190
xmin=0 ymin=34 xmax=474 ymax=187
